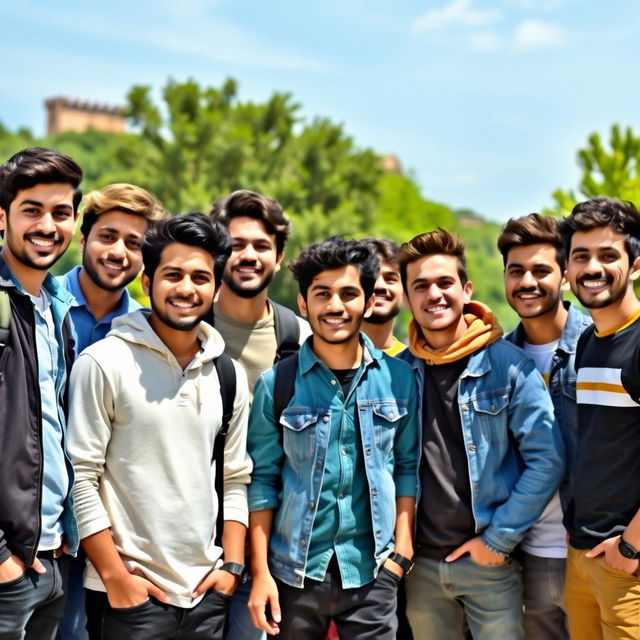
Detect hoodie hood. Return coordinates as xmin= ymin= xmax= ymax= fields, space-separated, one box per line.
xmin=108 ymin=309 xmax=225 ymax=365
xmin=408 ymin=300 xmax=503 ymax=365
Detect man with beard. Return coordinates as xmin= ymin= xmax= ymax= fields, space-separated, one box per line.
xmin=361 ymin=238 xmax=406 ymax=356
xmin=247 ymin=238 xmax=418 ymax=639
xmin=0 ymin=147 xmax=82 ymax=638
xmin=57 ymin=183 xmax=167 ymax=640
xmin=559 ymin=197 xmax=640 ymax=639
xmin=497 ymin=213 xmax=591 ymax=640
xmin=210 ymin=190 xmax=310 ymax=391
xmin=67 ymin=213 xmax=252 ymax=639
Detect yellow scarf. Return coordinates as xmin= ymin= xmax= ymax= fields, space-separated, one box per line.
xmin=408 ymin=301 xmax=503 ymax=365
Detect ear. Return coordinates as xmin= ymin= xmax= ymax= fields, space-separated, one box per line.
xmin=142 ymin=272 xmax=151 ymax=297
xmin=0 ymin=207 xmax=6 ymax=233
xmin=275 ymin=252 xmax=284 ymax=273
xmin=297 ymin=292 xmax=308 ymax=318
xmin=561 ymin=273 xmax=571 ymax=291
xmin=363 ymin=294 xmax=375 ymax=319
xmin=463 ymin=280 xmax=473 ymax=303
xmin=79 ymin=233 xmax=86 ymax=253
xmin=630 ymin=255 xmax=640 ymax=282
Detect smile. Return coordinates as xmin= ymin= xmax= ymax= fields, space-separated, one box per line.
xmin=581 ymin=279 xmax=608 ymax=289
xmin=28 ymin=237 xmax=56 ymax=248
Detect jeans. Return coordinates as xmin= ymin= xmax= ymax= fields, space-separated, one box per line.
xmin=0 ymin=555 xmax=67 ymax=640
xmin=223 ymin=576 xmax=265 ymax=640
xmin=405 ymin=555 xmax=524 ymax=640
xmin=275 ymin=557 xmax=399 ymax=640
xmin=520 ymin=552 xmax=568 ymax=640
xmin=56 ymin=551 xmax=88 ymax=640
xmin=101 ymin=590 xmax=230 ymax=640
xmin=565 ymin=545 xmax=640 ymax=640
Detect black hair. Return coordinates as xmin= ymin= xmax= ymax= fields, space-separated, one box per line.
xmin=142 ymin=212 xmax=232 ymax=287
xmin=289 ymin=237 xmax=380 ymax=301
xmin=0 ymin=147 xmax=83 ymax=214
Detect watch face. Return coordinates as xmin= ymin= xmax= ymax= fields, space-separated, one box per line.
xmin=619 ymin=539 xmax=640 ymax=560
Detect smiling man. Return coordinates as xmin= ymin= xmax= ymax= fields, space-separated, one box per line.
xmin=67 ymin=213 xmax=252 ymax=640
xmin=497 ymin=213 xmax=591 ymax=640
xmin=247 ymin=238 xmax=418 ymax=639
xmin=559 ymin=197 xmax=640 ymax=640
xmin=0 ymin=147 xmax=82 ymax=639
xmin=398 ymin=228 xmax=564 ymax=640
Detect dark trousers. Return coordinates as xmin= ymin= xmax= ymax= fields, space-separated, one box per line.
xmin=85 ymin=589 xmax=107 ymax=640
xmin=0 ymin=555 xmax=67 ymax=640
xmin=276 ymin=558 xmax=399 ymax=640
xmin=99 ymin=590 xmax=230 ymax=640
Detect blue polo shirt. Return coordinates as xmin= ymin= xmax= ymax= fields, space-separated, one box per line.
xmin=60 ymin=266 xmax=142 ymax=355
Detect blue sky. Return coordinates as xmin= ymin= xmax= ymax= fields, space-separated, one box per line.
xmin=1 ymin=0 xmax=638 ymax=221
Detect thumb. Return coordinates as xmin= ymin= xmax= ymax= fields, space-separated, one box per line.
xmin=146 ymin=581 xmax=169 ymax=603
xmin=445 ymin=543 xmax=467 ymax=563
xmin=30 ymin=558 xmax=47 ymax=574
xmin=586 ymin=543 xmax=604 ymax=558
xmin=270 ymin=593 xmax=282 ymax=624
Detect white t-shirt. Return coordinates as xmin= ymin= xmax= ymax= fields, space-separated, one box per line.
xmin=521 ymin=340 xmax=567 ymax=559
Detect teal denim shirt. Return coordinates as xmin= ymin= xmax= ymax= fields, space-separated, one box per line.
xmin=399 ymin=337 xmax=565 ymax=556
xmin=248 ymin=334 xmax=419 ymax=588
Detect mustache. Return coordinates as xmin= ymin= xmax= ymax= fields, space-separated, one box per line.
xmin=26 ymin=231 xmax=60 ymax=242
xmin=577 ymin=273 xmax=613 ymax=285
xmin=513 ymin=287 xmax=544 ymax=296
xmin=232 ymin=260 xmax=263 ymax=270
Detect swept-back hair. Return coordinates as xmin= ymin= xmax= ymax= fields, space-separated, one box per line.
xmin=360 ymin=237 xmax=400 ymax=267
xmin=142 ymin=212 xmax=231 ymax=288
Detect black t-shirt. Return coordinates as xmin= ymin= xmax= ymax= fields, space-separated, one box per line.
xmin=330 ymin=367 xmax=359 ymax=398
xmin=565 ymin=315 xmax=640 ymax=548
xmin=416 ymin=356 xmax=476 ymax=558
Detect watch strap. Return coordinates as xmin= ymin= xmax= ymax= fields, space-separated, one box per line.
xmin=220 ymin=562 xmax=249 ymax=583
xmin=618 ymin=536 xmax=640 ymax=560
xmin=388 ymin=552 xmax=415 ymax=575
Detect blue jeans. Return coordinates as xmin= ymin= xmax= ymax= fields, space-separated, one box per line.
xmin=56 ymin=551 xmax=88 ymax=640
xmin=520 ymin=552 xmax=568 ymax=640
xmin=223 ymin=577 xmax=265 ymax=640
xmin=406 ymin=555 xmax=524 ymax=640
xmin=0 ymin=555 xmax=67 ymax=640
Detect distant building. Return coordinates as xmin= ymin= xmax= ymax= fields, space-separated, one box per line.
xmin=45 ymin=97 xmax=126 ymax=136
xmin=380 ymin=153 xmax=403 ymax=175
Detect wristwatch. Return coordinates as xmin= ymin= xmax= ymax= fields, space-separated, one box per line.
xmin=387 ymin=552 xmax=415 ymax=575
xmin=618 ymin=536 xmax=640 ymax=560
xmin=220 ymin=562 xmax=249 ymax=584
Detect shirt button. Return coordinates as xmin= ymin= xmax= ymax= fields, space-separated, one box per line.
xmin=336 ymin=536 xmax=342 ymax=543
xmin=469 ymin=444 xmax=477 ymax=452
xmin=308 ymin=501 xmax=315 ymax=509
xmin=330 ymin=379 xmax=337 ymax=385
xmin=295 ymin=576 xmax=302 ymax=583
xmin=341 ymin=449 xmax=347 ymax=455
xmin=490 ymin=405 xmax=496 ymax=412
xmin=323 ymin=416 xmax=329 ymax=423
xmin=339 ymin=492 xmax=345 ymax=499
xmin=462 ymin=405 xmax=469 ymax=412
xmin=300 ymin=539 xmax=306 ymax=546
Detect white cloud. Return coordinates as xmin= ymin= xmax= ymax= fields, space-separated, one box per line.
xmin=411 ymin=0 xmax=500 ymax=33
xmin=469 ymin=31 xmax=502 ymax=51
xmin=512 ymin=19 xmax=566 ymax=51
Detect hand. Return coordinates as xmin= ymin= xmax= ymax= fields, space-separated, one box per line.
xmin=248 ymin=571 xmax=281 ymax=636
xmin=192 ymin=568 xmax=238 ymax=598
xmin=445 ymin=537 xmax=507 ymax=565
xmin=383 ymin=558 xmax=405 ymax=578
xmin=0 ymin=555 xmax=27 ymax=583
xmin=586 ymin=535 xmax=639 ymax=574
xmin=104 ymin=572 xmax=169 ymax=609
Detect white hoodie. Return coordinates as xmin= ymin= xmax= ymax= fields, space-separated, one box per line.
xmin=67 ymin=310 xmax=252 ymax=608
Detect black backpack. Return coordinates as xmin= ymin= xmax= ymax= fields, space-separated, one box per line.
xmin=0 ymin=290 xmax=10 ymax=352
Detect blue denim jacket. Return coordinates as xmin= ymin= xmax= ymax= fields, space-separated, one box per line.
xmin=248 ymin=334 xmax=419 ymax=587
xmin=399 ymin=337 xmax=565 ymax=556
xmin=505 ymin=302 xmax=591 ymax=499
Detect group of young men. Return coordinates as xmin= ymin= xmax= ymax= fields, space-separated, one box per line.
xmin=0 ymin=145 xmax=638 ymax=640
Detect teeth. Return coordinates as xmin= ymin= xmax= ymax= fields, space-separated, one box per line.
xmin=518 ymin=293 xmax=540 ymax=299
xmin=427 ymin=305 xmax=447 ymax=312
xmin=323 ymin=318 xmax=346 ymax=325
xmin=171 ymin=301 xmax=196 ymax=308
xmin=102 ymin=262 xmax=124 ymax=271
xmin=30 ymin=238 xmax=55 ymax=247
xmin=582 ymin=280 xmax=607 ymax=288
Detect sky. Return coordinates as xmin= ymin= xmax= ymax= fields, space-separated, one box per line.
xmin=1 ymin=0 xmax=639 ymax=222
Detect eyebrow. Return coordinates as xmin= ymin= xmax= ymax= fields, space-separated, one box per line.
xmin=159 ymin=265 xmax=213 ymax=276
xmin=570 ymin=245 xmax=620 ymax=255
xmin=99 ymin=226 xmax=142 ymax=238
xmin=19 ymin=199 xmax=73 ymax=211
xmin=310 ymin=284 xmax=361 ymax=294
xmin=506 ymin=261 xmax=553 ymax=269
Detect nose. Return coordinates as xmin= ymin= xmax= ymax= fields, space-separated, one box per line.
xmin=584 ymin=255 xmax=603 ymax=274
xmin=176 ymin=275 xmax=196 ymax=295
xmin=36 ymin=212 xmax=56 ymax=235
xmin=373 ymin=273 xmax=387 ymax=293
xmin=238 ymin=243 xmax=258 ymax=261
xmin=108 ymin=238 xmax=127 ymax=259
xmin=426 ymin=283 xmax=442 ymax=301
xmin=326 ymin=293 xmax=344 ymax=312
xmin=520 ymin=270 xmax=536 ymax=287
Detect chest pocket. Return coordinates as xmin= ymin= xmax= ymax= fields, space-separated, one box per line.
xmin=471 ymin=392 xmax=509 ymax=443
xmin=372 ymin=400 xmax=407 ymax=456
xmin=280 ymin=408 xmax=326 ymax=464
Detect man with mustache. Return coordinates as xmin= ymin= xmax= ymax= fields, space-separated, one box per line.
xmin=498 ymin=213 xmax=591 ymax=640
xmin=0 ymin=147 xmax=82 ymax=639
xmin=67 ymin=213 xmax=252 ymax=639
xmin=57 ymin=183 xmax=167 ymax=640
xmin=247 ymin=238 xmax=418 ymax=639
xmin=361 ymin=238 xmax=406 ymax=356
xmin=559 ymin=197 xmax=640 ymax=639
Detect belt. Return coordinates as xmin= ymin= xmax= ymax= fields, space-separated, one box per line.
xmin=37 ymin=548 xmax=64 ymax=560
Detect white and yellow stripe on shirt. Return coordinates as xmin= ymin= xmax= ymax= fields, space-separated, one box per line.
xmin=576 ymin=367 xmax=640 ymax=407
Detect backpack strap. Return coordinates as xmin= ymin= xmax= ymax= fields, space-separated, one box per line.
xmin=213 ymin=353 xmax=237 ymax=548
xmin=271 ymin=300 xmax=300 ymax=363
xmin=0 ymin=290 xmax=10 ymax=350
xmin=273 ymin=352 xmax=299 ymax=425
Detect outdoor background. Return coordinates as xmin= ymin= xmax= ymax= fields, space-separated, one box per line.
xmin=2 ymin=0 xmax=640 ymax=331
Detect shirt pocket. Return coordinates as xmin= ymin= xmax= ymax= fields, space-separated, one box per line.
xmin=372 ymin=400 xmax=408 ymax=456
xmin=471 ymin=392 xmax=509 ymax=443
xmin=280 ymin=408 xmax=324 ymax=465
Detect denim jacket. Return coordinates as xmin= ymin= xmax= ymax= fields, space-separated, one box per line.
xmin=399 ymin=338 xmax=565 ymax=556
xmin=248 ymin=334 xmax=419 ymax=587
xmin=505 ymin=301 xmax=591 ymax=499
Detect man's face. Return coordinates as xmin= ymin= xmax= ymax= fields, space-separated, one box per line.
xmin=142 ymin=242 xmax=216 ymax=332
xmin=0 ymin=183 xmax=77 ymax=272
xmin=504 ymin=243 xmax=565 ymax=320
xmin=298 ymin=264 xmax=373 ymax=347
xmin=222 ymin=216 xmax=281 ymax=298
xmin=365 ymin=259 xmax=403 ymax=325
xmin=80 ymin=210 xmax=147 ymax=292
xmin=405 ymin=254 xmax=472 ymax=338
xmin=565 ymin=226 xmax=640 ymax=309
